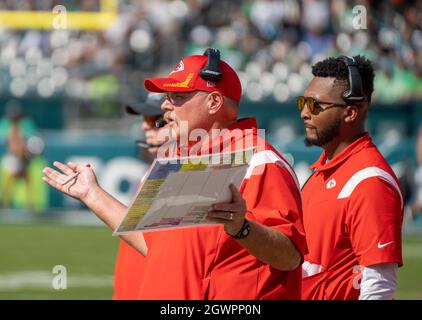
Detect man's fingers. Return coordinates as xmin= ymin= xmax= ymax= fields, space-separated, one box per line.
xmin=67 ymin=162 xmax=78 ymax=171
xmin=207 ymin=211 xmax=245 ymax=236
xmin=68 ymin=162 xmax=93 ymax=175
xmin=207 ymin=211 xmax=236 ymax=221
xmin=42 ymin=176 xmax=76 ymax=197
xmin=212 ymin=203 xmax=238 ymax=212
xmin=67 ymin=161 xmax=86 ymax=172
xmin=205 ymin=216 xmax=224 ymax=224
xmin=53 ymin=161 xmax=74 ymax=175
xmin=210 ymin=185 xmax=246 ymax=214
xmin=42 ymin=176 xmax=65 ymax=193
xmin=43 ymin=167 xmax=67 ymax=184
xmin=229 ymin=184 xmax=243 ymax=202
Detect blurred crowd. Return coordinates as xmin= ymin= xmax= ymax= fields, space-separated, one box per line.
xmin=0 ymin=0 xmax=421 ymax=115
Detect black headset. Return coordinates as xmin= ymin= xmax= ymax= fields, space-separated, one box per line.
xmin=199 ymin=48 xmax=223 ymax=82
xmin=337 ymin=56 xmax=365 ymax=104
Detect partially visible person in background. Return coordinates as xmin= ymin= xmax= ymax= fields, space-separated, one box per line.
xmin=0 ymin=103 xmax=39 ymax=210
xmin=114 ymin=92 xmax=166 ymax=298
xmin=125 ymin=92 xmax=167 ymax=162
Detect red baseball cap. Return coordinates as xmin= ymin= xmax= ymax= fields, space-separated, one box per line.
xmin=144 ymin=55 xmax=242 ymax=102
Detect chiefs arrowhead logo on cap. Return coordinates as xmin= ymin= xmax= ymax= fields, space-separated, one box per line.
xmin=170 ymin=61 xmax=184 ymax=74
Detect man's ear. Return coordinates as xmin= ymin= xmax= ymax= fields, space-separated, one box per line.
xmin=208 ymin=91 xmax=224 ymax=115
xmin=344 ymin=105 xmax=359 ymax=123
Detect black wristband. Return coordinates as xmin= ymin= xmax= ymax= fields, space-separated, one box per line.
xmin=231 ymin=219 xmax=250 ymax=239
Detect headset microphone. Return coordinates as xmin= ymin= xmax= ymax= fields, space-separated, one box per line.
xmin=155 ymin=119 xmax=168 ymax=128
xmin=136 ymin=140 xmax=162 ymax=149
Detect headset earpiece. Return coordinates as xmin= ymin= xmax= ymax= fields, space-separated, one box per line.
xmin=338 ymin=56 xmax=365 ymax=104
xmin=199 ymin=48 xmax=223 ymax=82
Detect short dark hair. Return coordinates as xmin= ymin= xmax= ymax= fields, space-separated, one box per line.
xmin=312 ymin=55 xmax=375 ymax=103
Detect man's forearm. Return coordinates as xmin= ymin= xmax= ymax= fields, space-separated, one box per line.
xmin=84 ymin=186 xmax=148 ymax=256
xmin=237 ymin=220 xmax=301 ymax=271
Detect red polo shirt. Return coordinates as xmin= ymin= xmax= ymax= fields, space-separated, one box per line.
xmin=301 ymin=133 xmax=403 ymax=300
xmin=113 ymin=118 xmax=305 ymax=299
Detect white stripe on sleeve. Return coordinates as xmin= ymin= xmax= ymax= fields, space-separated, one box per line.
xmin=337 ymin=166 xmax=403 ymax=208
xmin=244 ymin=150 xmax=300 ymax=190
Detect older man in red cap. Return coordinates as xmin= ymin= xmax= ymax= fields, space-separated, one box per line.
xmin=42 ymin=49 xmax=305 ymax=299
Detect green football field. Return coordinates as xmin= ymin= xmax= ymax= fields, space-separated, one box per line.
xmin=0 ymin=223 xmax=421 ymax=300
xmin=0 ymin=223 xmax=119 ymax=299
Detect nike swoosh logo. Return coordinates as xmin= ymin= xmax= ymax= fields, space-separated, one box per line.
xmin=377 ymin=241 xmax=394 ymax=249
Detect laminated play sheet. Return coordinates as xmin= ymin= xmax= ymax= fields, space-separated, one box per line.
xmin=114 ymin=148 xmax=254 ymax=234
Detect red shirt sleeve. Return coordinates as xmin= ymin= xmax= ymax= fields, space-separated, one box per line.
xmin=241 ymin=161 xmax=307 ymax=257
xmin=347 ymin=177 xmax=403 ymax=267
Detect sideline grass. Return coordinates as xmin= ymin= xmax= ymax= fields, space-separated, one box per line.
xmin=0 ymin=223 xmax=119 ymax=299
xmin=396 ymin=235 xmax=422 ymax=299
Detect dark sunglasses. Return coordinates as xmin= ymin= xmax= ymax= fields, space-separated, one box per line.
xmin=296 ymin=96 xmax=347 ymax=115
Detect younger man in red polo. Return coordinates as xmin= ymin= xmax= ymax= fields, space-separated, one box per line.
xmin=299 ymin=56 xmax=403 ymax=300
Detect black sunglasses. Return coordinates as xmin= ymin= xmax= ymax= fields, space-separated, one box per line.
xmin=296 ymin=96 xmax=348 ymax=115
